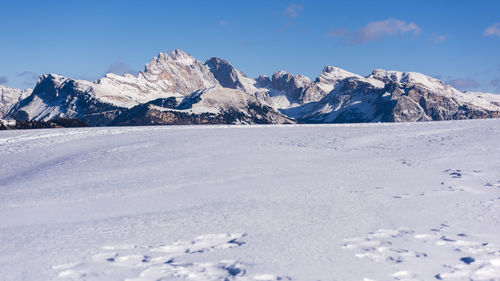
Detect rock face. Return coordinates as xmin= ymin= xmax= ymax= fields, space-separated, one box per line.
xmin=270 ymin=71 xmax=326 ymax=104
xmin=296 ymin=70 xmax=500 ymax=123
xmin=0 ymin=86 xmax=32 ymax=118
xmin=9 ymin=74 xmax=125 ymax=126
xmin=3 ymin=49 xmax=500 ymax=127
xmin=112 ymin=87 xmax=295 ymax=126
xmin=205 ymin=57 xmax=244 ymax=89
xmin=315 ymin=66 xmax=361 ymax=93
xmin=141 ymin=50 xmax=219 ymax=97
xmin=7 ymin=50 xmax=292 ymax=126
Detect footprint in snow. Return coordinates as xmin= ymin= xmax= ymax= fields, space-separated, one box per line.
xmin=343 ymin=225 xmax=500 ymax=280
xmin=53 ymin=233 xmax=290 ymax=281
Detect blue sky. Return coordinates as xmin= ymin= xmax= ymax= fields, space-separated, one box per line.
xmin=1 ymin=0 xmax=499 ymax=93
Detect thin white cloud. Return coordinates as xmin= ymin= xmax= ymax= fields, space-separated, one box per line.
xmin=17 ymin=71 xmax=39 ymax=86
xmin=492 ymin=79 xmax=500 ymax=94
xmin=219 ymin=20 xmax=228 ymax=26
xmin=326 ymin=18 xmax=421 ymax=45
xmin=17 ymin=71 xmax=38 ymax=80
xmin=484 ymin=23 xmax=500 ymax=38
xmin=324 ymin=28 xmax=347 ymax=38
xmin=106 ymin=59 xmax=137 ymax=76
xmin=447 ymin=78 xmax=480 ymax=91
xmin=491 ymin=79 xmax=499 ymax=87
xmin=432 ymin=34 xmax=447 ymax=43
xmin=283 ymin=3 xmax=303 ymax=18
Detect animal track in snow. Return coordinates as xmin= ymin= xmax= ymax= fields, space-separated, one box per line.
xmin=343 ymin=225 xmax=500 ymax=280
xmin=54 ymin=233 xmax=290 ymax=281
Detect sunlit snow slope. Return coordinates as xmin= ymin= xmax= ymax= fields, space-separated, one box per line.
xmin=1 ymin=120 xmax=500 ymax=280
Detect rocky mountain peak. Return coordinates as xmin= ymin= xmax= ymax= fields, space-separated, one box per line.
xmin=319 ymin=66 xmax=360 ymax=81
xmin=204 ymin=57 xmax=244 ymax=89
xmin=315 ymin=66 xmax=362 ymax=93
xmin=0 ymin=85 xmax=32 ymax=118
xmin=37 ymin=73 xmax=68 ymax=87
xmin=271 ymin=71 xmax=311 ymax=91
xmin=168 ymin=49 xmax=196 ymax=65
xmin=255 ymin=75 xmax=271 ymax=88
xmin=3 ymin=50 xmax=500 ymax=127
xmin=369 ymin=69 xmax=448 ymax=92
xmin=141 ymin=50 xmax=219 ymax=96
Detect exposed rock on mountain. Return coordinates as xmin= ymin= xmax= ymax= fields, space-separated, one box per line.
xmin=0 ymin=86 xmax=32 ymax=118
xmin=142 ymin=50 xmax=219 ymax=97
xmin=112 ymin=87 xmax=295 ymax=126
xmin=270 ymin=71 xmax=326 ymax=104
xmin=298 ymin=70 xmax=500 ymax=123
xmin=315 ymin=66 xmax=361 ymax=93
xmin=205 ymin=57 xmax=245 ymax=90
xmin=8 ymin=74 xmax=125 ymax=126
xmin=3 ymin=49 xmax=500 ymax=127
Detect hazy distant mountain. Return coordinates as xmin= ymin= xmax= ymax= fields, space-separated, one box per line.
xmin=3 ymin=49 xmax=500 ymax=126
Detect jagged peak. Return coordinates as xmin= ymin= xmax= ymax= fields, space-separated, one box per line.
xmin=255 ymin=75 xmax=271 ymax=88
xmin=204 ymin=57 xmax=242 ymax=89
xmin=0 ymin=85 xmax=32 ymax=94
xmin=370 ymin=69 xmax=435 ymax=82
xmin=369 ymin=69 xmax=447 ymax=91
xmin=272 ymin=70 xmax=311 ymax=82
xmin=37 ymin=73 xmax=70 ymax=85
xmin=318 ymin=66 xmax=360 ymax=81
xmin=144 ymin=50 xmax=201 ymax=74
xmin=169 ymin=49 xmax=196 ymax=65
xmin=322 ymin=66 xmax=354 ymax=75
xmin=205 ymin=57 xmax=237 ymax=73
xmin=275 ymin=70 xmax=289 ymax=77
xmin=205 ymin=56 xmax=230 ymax=65
xmin=205 ymin=57 xmax=252 ymax=79
xmin=153 ymin=49 xmax=197 ymax=66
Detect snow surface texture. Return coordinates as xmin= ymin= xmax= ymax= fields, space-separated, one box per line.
xmin=1 ymin=119 xmax=500 ymax=280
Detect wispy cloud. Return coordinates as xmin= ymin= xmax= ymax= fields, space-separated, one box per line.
xmin=447 ymin=78 xmax=480 ymax=91
xmin=325 ymin=28 xmax=348 ymax=38
xmin=0 ymin=76 xmax=7 ymax=85
xmin=219 ymin=20 xmax=228 ymax=26
xmin=283 ymin=3 xmax=303 ymax=18
xmin=325 ymin=18 xmax=421 ymax=45
xmin=106 ymin=59 xmax=137 ymax=76
xmin=17 ymin=71 xmax=39 ymax=86
xmin=491 ymin=79 xmax=500 ymax=93
xmin=17 ymin=71 xmax=38 ymax=79
xmin=484 ymin=23 xmax=500 ymax=38
xmin=431 ymin=34 xmax=447 ymax=43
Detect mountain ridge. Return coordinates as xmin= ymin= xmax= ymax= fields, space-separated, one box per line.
xmin=2 ymin=49 xmax=500 ymax=127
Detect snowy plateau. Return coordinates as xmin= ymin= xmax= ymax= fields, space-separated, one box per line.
xmin=1 ymin=119 xmax=500 ymax=280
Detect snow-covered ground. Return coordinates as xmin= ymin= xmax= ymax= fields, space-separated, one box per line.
xmin=1 ymin=119 xmax=500 ymax=281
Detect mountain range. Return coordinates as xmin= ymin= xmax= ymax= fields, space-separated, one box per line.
xmin=2 ymin=49 xmax=500 ymax=127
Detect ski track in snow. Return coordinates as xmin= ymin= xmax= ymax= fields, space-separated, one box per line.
xmin=1 ymin=119 xmax=500 ymax=280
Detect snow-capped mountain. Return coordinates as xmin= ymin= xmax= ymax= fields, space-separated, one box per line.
xmin=111 ymin=87 xmax=294 ymax=126
xmin=0 ymin=86 xmax=32 ymax=118
xmin=3 ymin=49 xmax=500 ymax=126
xmin=7 ymin=50 xmax=292 ymax=126
xmin=294 ymin=69 xmax=500 ymax=123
